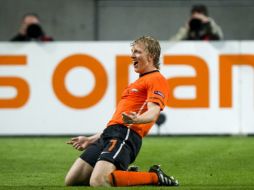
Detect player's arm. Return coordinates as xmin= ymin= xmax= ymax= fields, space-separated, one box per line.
xmin=122 ymin=102 xmax=160 ymax=124
xmin=67 ymin=132 xmax=101 ymax=151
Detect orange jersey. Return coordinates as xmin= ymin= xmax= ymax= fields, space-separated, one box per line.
xmin=107 ymin=70 xmax=169 ymax=137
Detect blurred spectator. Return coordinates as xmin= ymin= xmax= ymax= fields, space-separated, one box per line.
xmin=170 ymin=4 xmax=223 ymax=41
xmin=10 ymin=13 xmax=53 ymax=42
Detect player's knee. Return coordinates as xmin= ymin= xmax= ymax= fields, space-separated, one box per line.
xmin=65 ymin=173 xmax=78 ymax=186
xmin=64 ymin=175 xmax=74 ymax=186
xmin=90 ymin=175 xmax=109 ymax=187
xmin=89 ymin=176 xmax=103 ymax=187
xmin=64 ymin=177 xmax=72 ymax=186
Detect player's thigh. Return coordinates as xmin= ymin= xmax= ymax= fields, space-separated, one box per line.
xmin=90 ymin=160 xmax=116 ymax=187
xmin=99 ymin=125 xmax=142 ymax=170
xmin=65 ymin=158 xmax=93 ymax=186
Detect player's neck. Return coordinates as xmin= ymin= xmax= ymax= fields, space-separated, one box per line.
xmin=139 ymin=69 xmax=159 ymax=77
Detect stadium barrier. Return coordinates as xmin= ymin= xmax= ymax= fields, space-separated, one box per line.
xmin=0 ymin=41 xmax=253 ymax=135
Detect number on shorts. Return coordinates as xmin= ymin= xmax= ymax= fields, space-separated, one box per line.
xmin=108 ymin=139 xmax=117 ymax=152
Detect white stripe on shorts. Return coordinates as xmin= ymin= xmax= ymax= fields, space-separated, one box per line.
xmin=113 ymin=127 xmax=130 ymax=159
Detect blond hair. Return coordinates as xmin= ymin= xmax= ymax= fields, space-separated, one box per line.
xmin=131 ymin=36 xmax=161 ymax=69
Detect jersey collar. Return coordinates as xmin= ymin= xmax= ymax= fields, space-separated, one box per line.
xmin=139 ymin=70 xmax=159 ymax=78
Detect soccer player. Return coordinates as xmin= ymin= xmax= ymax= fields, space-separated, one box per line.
xmin=65 ymin=36 xmax=179 ymax=187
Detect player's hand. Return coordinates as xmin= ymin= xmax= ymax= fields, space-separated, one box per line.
xmin=122 ymin=112 xmax=138 ymax=124
xmin=66 ymin=136 xmax=90 ymax=151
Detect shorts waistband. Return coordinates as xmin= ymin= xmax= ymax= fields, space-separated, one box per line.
xmin=108 ymin=124 xmax=142 ymax=140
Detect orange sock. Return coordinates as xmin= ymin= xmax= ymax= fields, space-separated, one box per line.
xmin=109 ymin=170 xmax=158 ymax=186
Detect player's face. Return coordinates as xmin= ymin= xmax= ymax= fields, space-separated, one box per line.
xmin=131 ymin=43 xmax=153 ymax=74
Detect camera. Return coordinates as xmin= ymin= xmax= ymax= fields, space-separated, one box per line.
xmin=189 ymin=18 xmax=203 ymax=32
xmin=26 ymin=23 xmax=44 ymax=40
xmin=187 ymin=18 xmax=216 ymax=40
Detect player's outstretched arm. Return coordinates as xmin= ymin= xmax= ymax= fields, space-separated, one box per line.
xmin=66 ymin=132 xmax=101 ymax=151
xmin=122 ymin=102 xmax=160 ymax=124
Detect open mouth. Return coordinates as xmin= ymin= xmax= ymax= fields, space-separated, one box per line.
xmin=133 ymin=61 xmax=138 ymax=66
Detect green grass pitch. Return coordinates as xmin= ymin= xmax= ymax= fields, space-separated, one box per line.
xmin=0 ymin=136 xmax=254 ymax=190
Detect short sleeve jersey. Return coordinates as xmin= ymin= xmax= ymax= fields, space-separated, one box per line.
xmin=107 ymin=70 xmax=169 ymax=137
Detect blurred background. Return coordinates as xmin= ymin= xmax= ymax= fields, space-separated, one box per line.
xmin=1 ymin=0 xmax=254 ymax=41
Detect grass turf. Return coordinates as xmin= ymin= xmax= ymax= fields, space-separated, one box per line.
xmin=0 ymin=136 xmax=254 ymax=189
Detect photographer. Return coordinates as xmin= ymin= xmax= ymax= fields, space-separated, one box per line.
xmin=26 ymin=23 xmax=53 ymax=41
xmin=10 ymin=13 xmax=53 ymax=42
xmin=170 ymin=4 xmax=223 ymax=41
